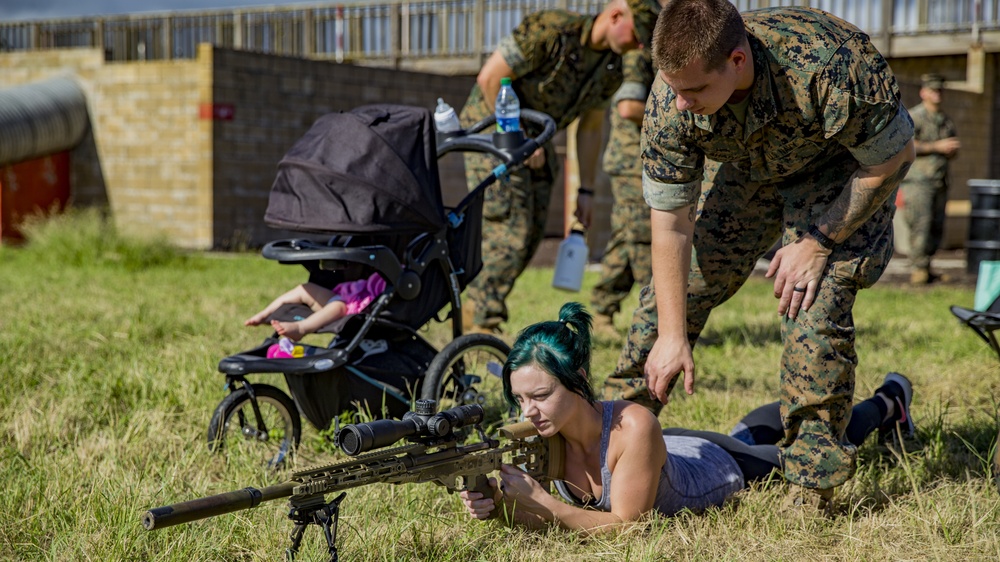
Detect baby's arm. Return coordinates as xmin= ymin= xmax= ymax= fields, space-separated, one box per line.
xmin=245 ymin=282 xmax=333 ymax=326
xmin=289 ymin=299 xmax=348 ymax=336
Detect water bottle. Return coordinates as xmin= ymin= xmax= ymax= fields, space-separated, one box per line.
xmin=552 ymin=229 xmax=589 ymax=292
xmin=433 ymin=97 xmax=461 ymax=134
xmin=495 ymin=77 xmax=520 ymax=133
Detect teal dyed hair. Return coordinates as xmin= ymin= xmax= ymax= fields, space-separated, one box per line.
xmin=502 ymin=302 xmax=595 ymax=409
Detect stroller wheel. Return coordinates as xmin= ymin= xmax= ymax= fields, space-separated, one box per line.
xmin=207 ymin=384 xmax=301 ymax=469
xmin=420 ymin=333 xmax=514 ymax=430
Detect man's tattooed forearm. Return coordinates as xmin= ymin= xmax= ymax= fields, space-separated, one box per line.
xmin=823 ymin=161 xmax=911 ymax=241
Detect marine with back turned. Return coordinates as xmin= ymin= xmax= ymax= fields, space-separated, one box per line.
xmin=459 ymin=0 xmax=662 ymax=335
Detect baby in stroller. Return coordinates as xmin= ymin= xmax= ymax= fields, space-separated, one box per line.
xmin=207 ymin=103 xmax=556 ymax=467
xmin=245 ymin=272 xmax=386 ymax=341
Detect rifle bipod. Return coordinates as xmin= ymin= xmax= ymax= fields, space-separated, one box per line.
xmin=285 ymin=492 xmax=347 ymax=562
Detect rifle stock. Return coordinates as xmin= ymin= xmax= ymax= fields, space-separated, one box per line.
xmin=142 ymin=419 xmax=563 ymax=532
xmin=498 ymin=420 xmax=565 ymax=479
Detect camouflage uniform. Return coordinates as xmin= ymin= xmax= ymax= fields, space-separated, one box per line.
xmin=591 ymin=48 xmax=655 ymax=319
xmin=603 ymin=8 xmax=914 ymax=490
xmin=900 ymin=102 xmax=957 ymax=273
xmin=460 ymin=10 xmax=627 ymax=328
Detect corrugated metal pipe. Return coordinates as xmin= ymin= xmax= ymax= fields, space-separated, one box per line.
xmin=0 ymin=77 xmax=89 ymax=166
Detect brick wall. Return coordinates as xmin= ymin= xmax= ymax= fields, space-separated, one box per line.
xmin=208 ymin=46 xmax=480 ymax=247
xmin=889 ymin=52 xmax=999 ymax=249
xmin=0 ymin=47 xmax=214 ymax=248
xmin=0 ymin=47 xmax=499 ymax=249
xmin=0 ymin=46 xmax=579 ymax=250
xmin=2 ymin=47 xmax=996 ymax=253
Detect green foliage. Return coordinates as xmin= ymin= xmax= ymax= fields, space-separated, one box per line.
xmin=1 ymin=228 xmax=999 ymax=560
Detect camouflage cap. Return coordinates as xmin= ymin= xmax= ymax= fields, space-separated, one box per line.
xmin=921 ymin=72 xmax=945 ymax=90
xmin=626 ymin=0 xmax=662 ymax=47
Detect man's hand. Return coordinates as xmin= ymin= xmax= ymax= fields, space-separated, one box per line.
xmin=765 ymin=236 xmax=831 ymax=319
xmin=573 ymin=107 xmax=603 ymax=231
xmin=575 ymin=192 xmax=593 ymax=229
xmin=936 ymin=137 xmax=961 ymax=158
xmin=644 ymin=335 xmax=694 ymax=405
xmin=525 ymin=146 xmax=546 ymax=170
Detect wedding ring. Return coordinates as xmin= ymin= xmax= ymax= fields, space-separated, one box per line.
xmin=792 ymin=287 xmax=807 ymax=293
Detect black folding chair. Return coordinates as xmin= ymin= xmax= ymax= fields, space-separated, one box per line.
xmin=949 ymin=304 xmax=1000 ymax=488
xmin=950 ymin=305 xmax=1000 ymax=362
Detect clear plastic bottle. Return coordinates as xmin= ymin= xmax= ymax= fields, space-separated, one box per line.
xmin=495 ymin=77 xmax=521 ymax=133
xmin=433 ymin=97 xmax=461 ymax=133
xmin=552 ymin=229 xmax=589 ymax=292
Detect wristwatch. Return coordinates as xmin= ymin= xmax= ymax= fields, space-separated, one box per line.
xmin=577 ymin=187 xmax=594 ymax=197
xmin=808 ymin=225 xmax=837 ymax=251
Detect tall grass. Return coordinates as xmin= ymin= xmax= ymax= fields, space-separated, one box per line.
xmin=2 ymin=212 xmax=999 ymax=561
xmin=16 ymin=208 xmax=190 ymax=271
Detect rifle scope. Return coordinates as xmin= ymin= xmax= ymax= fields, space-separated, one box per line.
xmin=337 ymin=400 xmax=485 ymax=455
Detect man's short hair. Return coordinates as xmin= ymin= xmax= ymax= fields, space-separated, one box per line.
xmin=652 ymin=0 xmax=746 ymax=74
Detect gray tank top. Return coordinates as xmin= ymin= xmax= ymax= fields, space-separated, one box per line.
xmin=554 ymin=401 xmax=744 ymax=516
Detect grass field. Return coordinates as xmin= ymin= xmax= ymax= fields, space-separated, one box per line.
xmin=2 ymin=211 xmax=999 ymax=561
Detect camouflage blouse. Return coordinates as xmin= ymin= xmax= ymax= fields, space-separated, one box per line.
xmin=603 ymin=48 xmax=654 ymax=177
xmin=904 ymin=102 xmax=957 ymax=186
xmin=641 ymin=7 xmax=914 ymax=211
xmin=461 ymin=10 xmax=623 ymax=131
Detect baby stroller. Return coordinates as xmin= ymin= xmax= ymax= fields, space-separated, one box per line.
xmin=207 ymin=103 xmax=555 ymax=467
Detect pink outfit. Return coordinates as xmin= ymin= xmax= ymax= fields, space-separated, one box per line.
xmin=328 ymin=272 xmax=386 ymax=315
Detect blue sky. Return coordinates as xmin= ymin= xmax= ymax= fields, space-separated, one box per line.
xmin=0 ymin=1 xmax=323 ymax=21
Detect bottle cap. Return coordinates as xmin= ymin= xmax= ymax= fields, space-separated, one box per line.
xmin=500 ymin=77 xmax=512 ymax=86
xmin=570 ymin=228 xmax=586 ymax=236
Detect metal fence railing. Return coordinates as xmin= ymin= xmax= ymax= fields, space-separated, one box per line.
xmin=1 ymin=0 xmax=996 ymax=63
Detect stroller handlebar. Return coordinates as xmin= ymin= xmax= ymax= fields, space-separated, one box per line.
xmin=435 ymin=109 xmax=556 ymax=168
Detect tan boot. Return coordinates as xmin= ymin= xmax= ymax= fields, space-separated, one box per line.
xmin=467 ymin=318 xmax=503 ymax=335
xmin=930 ymin=271 xmax=952 ymax=284
xmin=592 ymin=313 xmax=619 ymax=341
xmin=910 ymin=269 xmax=930 ymax=285
xmin=461 ymin=302 xmax=503 ymax=335
xmin=461 ymin=303 xmax=476 ymax=333
xmin=780 ymin=485 xmax=835 ymax=519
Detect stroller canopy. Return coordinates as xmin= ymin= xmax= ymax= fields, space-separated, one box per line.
xmin=265 ymin=104 xmax=445 ymax=235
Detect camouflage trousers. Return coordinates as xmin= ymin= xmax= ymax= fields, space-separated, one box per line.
xmin=603 ymin=161 xmax=894 ymax=489
xmin=463 ymin=145 xmax=558 ymax=327
xmin=900 ymin=179 xmax=947 ymax=271
xmin=591 ymin=174 xmax=652 ymax=318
